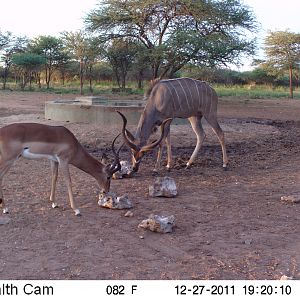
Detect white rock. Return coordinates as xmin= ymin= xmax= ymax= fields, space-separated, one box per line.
xmin=280 ymin=275 xmax=293 ymax=280
xmin=280 ymin=195 xmax=300 ymax=203
xmin=98 ymin=192 xmax=133 ymax=209
xmin=149 ymin=176 xmax=178 ymax=197
xmin=138 ymin=214 xmax=175 ymax=233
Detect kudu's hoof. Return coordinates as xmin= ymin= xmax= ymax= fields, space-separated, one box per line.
xmin=223 ymin=165 xmax=229 ymax=171
xmin=185 ymin=164 xmax=192 ymax=170
xmin=52 ymin=203 xmax=59 ymax=209
xmin=124 ymin=171 xmax=135 ymax=178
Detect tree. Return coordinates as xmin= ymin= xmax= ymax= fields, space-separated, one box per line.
xmin=262 ymin=31 xmax=300 ymax=98
xmin=61 ymin=31 xmax=102 ymax=94
xmin=85 ymin=37 xmax=104 ymax=93
xmin=29 ymin=36 xmax=67 ymax=89
xmin=11 ymin=53 xmax=45 ymax=90
xmin=85 ymin=0 xmax=257 ymax=79
xmin=106 ymin=38 xmax=138 ymax=88
xmin=0 ymin=30 xmax=11 ymax=50
xmin=1 ymin=35 xmax=28 ymax=89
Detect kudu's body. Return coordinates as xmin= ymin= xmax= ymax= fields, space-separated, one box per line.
xmin=0 ymin=123 xmax=121 ymax=216
xmin=121 ymin=77 xmax=228 ymax=173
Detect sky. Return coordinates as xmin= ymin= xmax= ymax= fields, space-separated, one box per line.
xmin=0 ymin=0 xmax=299 ymax=70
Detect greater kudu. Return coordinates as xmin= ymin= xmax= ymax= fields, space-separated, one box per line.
xmin=119 ymin=77 xmax=228 ymax=174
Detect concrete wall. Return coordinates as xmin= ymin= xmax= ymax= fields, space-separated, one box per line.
xmin=45 ymin=101 xmax=144 ymax=126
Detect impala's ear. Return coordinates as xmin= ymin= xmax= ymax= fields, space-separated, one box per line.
xmin=101 ymin=152 xmax=108 ymax=164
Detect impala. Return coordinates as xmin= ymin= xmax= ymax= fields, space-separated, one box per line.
xmin=0 ymin=123 xmax=121 ymax=216
xmin=119 ymin=78 xmax=228 ymax=174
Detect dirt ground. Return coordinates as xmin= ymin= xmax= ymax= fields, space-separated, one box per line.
xmin=0 ymin=90 xmax=300 ymax=280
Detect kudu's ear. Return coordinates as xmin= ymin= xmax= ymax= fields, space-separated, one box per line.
xmin=140 ymin=118 xmax=172 ymax=153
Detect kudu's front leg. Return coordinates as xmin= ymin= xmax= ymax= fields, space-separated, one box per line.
xmin=186 ymin=116 xmax=206 ymax=168
xmin=153 ymin=128 xmax=172 ymax=174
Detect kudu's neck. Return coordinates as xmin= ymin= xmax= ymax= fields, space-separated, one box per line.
xmin=135 ymin=105 xmax=158 ymax=147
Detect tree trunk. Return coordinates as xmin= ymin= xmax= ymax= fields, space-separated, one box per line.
xmin=89 ymin=65 xmax=93 ymax=93
xmin=2 ymin=68 xmax=8 ymax=90
xmin=289 ymin=65 xmax=293 ymax=99
xmin=80 ymin=59 xmax=84 ymax=95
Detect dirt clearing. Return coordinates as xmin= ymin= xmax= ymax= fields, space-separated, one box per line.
xmin=0 ymin=90 xmax=300 ymax=279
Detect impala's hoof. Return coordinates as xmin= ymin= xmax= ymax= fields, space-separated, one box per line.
xmin=74 ymin=209 xmax=81 ymax=217
xmin=185 ymin=164 xmax=192 ymax=170
xmin=223 ymin=165 xmax=229 ymax=171
xmin=2 ymin=208 xmax=9 ymax=214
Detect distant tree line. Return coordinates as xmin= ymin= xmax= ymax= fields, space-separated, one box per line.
xmin=0 ymin=1 xmax=299 ymax=97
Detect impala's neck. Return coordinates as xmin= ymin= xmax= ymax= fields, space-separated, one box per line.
xmin=71 ymin=145 xmax=106 ymax=185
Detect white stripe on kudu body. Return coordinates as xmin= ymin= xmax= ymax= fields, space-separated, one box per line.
xmin=120 ymin=77 xmax=228 ymax=174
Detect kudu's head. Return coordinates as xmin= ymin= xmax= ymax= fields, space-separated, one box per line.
xmin=100 ymin=133 xmax=122 ymax=192
xmin=117 ymin=111 xmax=172 ymax=174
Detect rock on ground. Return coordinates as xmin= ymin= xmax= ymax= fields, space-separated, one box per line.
xmin=149 ymin=176 xmax=178 ymax=198
xmin=138 ymin=214 xmax=175 ymax=233
xmin=98 ymin=192 xmax=133 ymax=209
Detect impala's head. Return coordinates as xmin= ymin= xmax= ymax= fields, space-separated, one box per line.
xmin=99 ymin=134 xmax=122 ymax=192
xmin=117 ymin=111 xmax=172 ymax=174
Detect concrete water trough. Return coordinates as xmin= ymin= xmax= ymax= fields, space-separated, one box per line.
xmin=45 ymin=96 xmax=145 ymax=125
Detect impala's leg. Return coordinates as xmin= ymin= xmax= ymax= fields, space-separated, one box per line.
xmin=206 ymin=117 xmax=228 ymax=169
xmin=59 ymin=160 xmax=81 ymax=216
xmin=50 ymin=160 xmax=59 ymax=209
xmin=186 ymin=116 xmax=206 ymax=168
xmin=0 ymin=162 xmax=14 ymax=214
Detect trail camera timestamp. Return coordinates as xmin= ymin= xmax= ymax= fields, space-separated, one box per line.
xmin=175 ymin=284 xmax=235 ymax=296
xmin=175 ymin=284 xmax=293 ymax=297
xmin=243 ymin=284 xmax=292 ymax=296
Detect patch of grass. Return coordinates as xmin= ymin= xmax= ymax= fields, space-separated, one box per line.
xmin=3 ymin=81 xmax=299 ymax=99
xmin=214 ymin=84 xmax=300 ymax=99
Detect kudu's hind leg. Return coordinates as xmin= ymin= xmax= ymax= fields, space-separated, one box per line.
xmin=186 ymin=116 xmax=206 ymax=168
xmin=206 ymin=117 xmax=228 ymax=169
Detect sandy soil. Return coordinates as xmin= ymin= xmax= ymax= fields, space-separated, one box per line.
xmin=0 ymin=90 xmax=300 ymax=280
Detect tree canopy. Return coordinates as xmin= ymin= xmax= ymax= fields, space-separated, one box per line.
xmin=262 ymin=30 xmax=300 ymax=98
xmin=85 ymin=0 xmax=257 ymax=78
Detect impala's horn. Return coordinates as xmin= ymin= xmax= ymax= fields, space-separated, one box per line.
xmin=117 ymin=111 xmax=139 ymax=152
